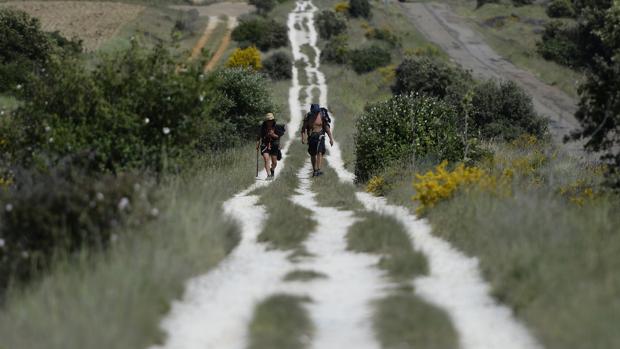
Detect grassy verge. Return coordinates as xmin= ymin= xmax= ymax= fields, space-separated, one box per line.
xmin=380 ymin=141 xmax=620 ymax=349
xmin=0 ymin=145 xmax=257 ymax=349
xmin=311 ymin=166 xmax=363 ymax=210
xmin=446 ymin=0 xmax=582 ymax=97
xmin=248 ymin=294 xmax=314 ymax=349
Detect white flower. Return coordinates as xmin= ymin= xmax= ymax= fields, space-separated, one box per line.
xmin=5 ymin=203 xmax=13 ymax=212
xmin=96 ymin=192 xmax=104 ymax=201
xmin=0 ymin=110 xmax=5 ymax=116
xmin=163 ymin=127 xmax=171 ymax=135
xmin=118 ymin=197 xmax=130 ymax=211
xmin=150 ymin=207 xmax=159 ymax=217
xmin=144 ymin=118 xmax=150 ymax=124
xmin=199 ymin=95 xmax=205 ymax=102
xmin=0 ymin=239 xmax=5 ymax=248
xmin=48 ymin=137 xmax=54 ymax=143
xmin=16 ymin=84 xmax=22 ymax=90
xmin=21 ymin=251 xmax=29 ymax=258
xmin=149 ymin=76 xmax=155 ymax=81
xmin=45 ymin=126 xmax=51 ymax=132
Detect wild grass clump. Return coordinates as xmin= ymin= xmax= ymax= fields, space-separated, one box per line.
xmin=354 ymin=94 xmax=467 ymax=182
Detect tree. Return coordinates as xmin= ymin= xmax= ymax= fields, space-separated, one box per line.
xmin=315 ymin=10 xmax=347 ymax=40
xmin=349 ymin=0 xmax=371 ymax=18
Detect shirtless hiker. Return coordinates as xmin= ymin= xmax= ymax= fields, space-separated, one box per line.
xmin=301 ymin=104 xmax=334 ymax=177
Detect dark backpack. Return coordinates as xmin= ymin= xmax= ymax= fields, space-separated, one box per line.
xmin=275 ymin=124 xmax=286 ymax=137
xmin=304 ymin=104 xmax=331 ymax=132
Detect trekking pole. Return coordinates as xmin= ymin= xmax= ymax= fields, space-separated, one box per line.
xmin=256 ymin=147 xmax=259 ymax=177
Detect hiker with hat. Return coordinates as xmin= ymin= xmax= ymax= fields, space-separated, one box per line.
xmin=301 ymin=104 xmax=334 ymax=177
xmin=257 ymin=112 xmax=285 ymax=179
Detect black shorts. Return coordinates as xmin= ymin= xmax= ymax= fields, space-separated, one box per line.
xmin=308 ymin=133 xmax=325 ymax=156
xmin=261 ymin=143 xmax=282 ymax=160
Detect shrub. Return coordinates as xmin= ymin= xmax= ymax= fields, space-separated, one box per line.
xmin=334 ymin=2 xmax=350 ymax=13
xmin=366 ymin=175 xmax=388 ymax=196
xmin=226 ymin=46 xmax=262 ymax=70
xmin=0 ymin=159 xmax=155 ymax=292
xmin=174 ymin=9 xmax=201 ymax=33
xmin=349 ymin=0 xmax=371 ymax=18
xmin=315 ymin=10 xmax=347 ymax=40
xmin=546 ymin=0 xmax=575 ymax=18
xmin=349 ymin=45 xmax=391 ymax=73
xmin=354 ymin=94 xmax=466 ymax=181
xmin=321 ymin=34 xmax=350 ymax=64
xmin=263 ymin=51 xmax=292 ymax=80
xmin=536 ymin=21 xmax=581 ymax=67
xmin=365 ymin=27 xmax=400 ymax=47
xmin=512 ymin=0 xmax=533 ymax=6
xmin=470 ymin=80 xmax=548 ymax=140
xmin=231 ymin=17 xmax=288 ymax=51
xmin=249 ymin=0 xmax=276 ymax=14
xmin=1 ymin=44 xmax=274 ymax=172
xmin=0 ymin=8 xmax=81 ymax=95
xmin=392 ymin=57 xmax=472 ymax=100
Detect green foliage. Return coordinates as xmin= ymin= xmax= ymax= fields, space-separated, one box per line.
xmin=365 ymin=27 xmax=400 ymax=47
xmin=0 ymin=159 xmax=154 ymax=294
xmin=0 ymin=8 xmax=81 ymax=95
xmin=1 ymin=44 xmax=274 ymax=172
xmin=231 ymin=16 xmax=288 ymax=51
xmin=476 ymin=0 xmax=499 ymax=9
xmin=511 ymin=0 xmax=533 ymax=6
xmin=471 ymin=80 xmax=548 ymax=140
xmin=354 ymin=94 xmax=466 ymax=181
xmin=348 ymin=0 xmax=371 ymax=18
xmin=249 ymin=0 xmax=276 ymax=14
xmin=315 ymin=10 xmax=347 ymax=40
xmin=349 ymin=45 xmax=391 ymax=73
xmin=321 ymin=34 xmax=350 ymax=64
xmin=392 ymin=57 xmax=472 ymax=101
xmin=546 ymin=0 xmax=576 ymax=18
xmin=263 ymin=52 xmax=292 ymax=80
xmin=536 ymin=21 xmax=581 ymax=67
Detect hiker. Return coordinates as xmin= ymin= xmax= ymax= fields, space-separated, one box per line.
xmin=301 ymin=104 xmax=334 ymax=177
xmin=257 ymin=113 xmax=284 ymax=179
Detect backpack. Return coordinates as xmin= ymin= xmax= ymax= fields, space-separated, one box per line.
xmin=275 ymin=124 xmax=286 ymax=137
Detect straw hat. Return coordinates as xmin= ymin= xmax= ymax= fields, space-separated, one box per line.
xmin=264 ymin=113 xmax=275 ymax=121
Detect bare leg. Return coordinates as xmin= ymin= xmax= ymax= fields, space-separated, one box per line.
xmin=311 ymin=155 xmax=317 ymax=171
xmin=270 ymin=155 xmax=278 ymax=175
xmin=316 ymin=153 xmax=323 ymax=171
xmin=262 ymin=153 xmax=271 ymax=177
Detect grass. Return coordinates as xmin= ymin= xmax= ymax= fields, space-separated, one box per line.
xmin=311 ymin=166 xmax=363 ymax=210
xmin=374 ymin=290 xmax=459 ymax=349
xmin=346 ymin=212 xmax=427 ymax=282
xmin=446 ymin=0 xmax=583 ymax=97
xmin=380 ymin=141 xmax=620 ymax=349
xmin=283 ymin=269 xmax=328 ymax=281
xmin=0 ymin=144 xmax=258 ymax=349
xmin=248 ymin=294 xmax=314 ymax=349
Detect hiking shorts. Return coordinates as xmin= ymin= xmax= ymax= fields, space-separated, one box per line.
xmin=261 ymin=143 xmax=282 ymax=160
xmin=308 ymin=133 xmax=325 ymax=156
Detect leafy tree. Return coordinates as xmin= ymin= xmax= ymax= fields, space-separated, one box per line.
xmin=315 ymin=10 xmax=347 ymax=40
xmin=349 ymin=45 xmax=390 ymax=73
xmin=349 ymin=0 xmax=371 ymax=18
xmin=546 ymin=0 xmax=575 ymax=18
xmin=227 ymin=46 xmax=262 ymax=70
xmin=249 ymin=0 xmax=276 ymax=14
xmin=392 ymin=57 xmax=472 ymax=100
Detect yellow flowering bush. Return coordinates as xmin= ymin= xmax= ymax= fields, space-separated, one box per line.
xmin=334 ymin=2 xmax=349 ymax=13
xmin=226 ymin=46 xmax=262 ymax=70
xmin=366 ymin=175 xmax=387 ymax=196
xmin=377 ymin=64 xmax=396 ymax=84
xmin=559 ymin=179 xmax=599 ymax=206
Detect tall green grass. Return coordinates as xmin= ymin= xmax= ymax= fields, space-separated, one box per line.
xmin=0 ymin=145 xmax=257 ymax=349
xmin=381 ymin=143 xmax=620 ymax=349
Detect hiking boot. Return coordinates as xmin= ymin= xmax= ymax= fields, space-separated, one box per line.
xmin=312 ymin=170 xmax=318 ymax=177
xmin=271 ymin=168 xmax=275 ymax=177
xmin=316 ymin=169 xmax=324 ymax=176
xmin=266 ymin=174 xmax=274 ymax=181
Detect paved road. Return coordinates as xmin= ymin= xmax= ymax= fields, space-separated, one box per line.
xmin=401 ymin=2 xmax=586 ymax=157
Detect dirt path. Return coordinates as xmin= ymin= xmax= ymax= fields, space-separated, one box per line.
xmin=204 ymin=17 xmax=237 ymax=72
xmin=151 ymin=1 xmax=542 ymax=348
xmin=188 ymin=16 xmax=219 ymax=61
xmin=400 ymin=2 xmax=584 ymax=157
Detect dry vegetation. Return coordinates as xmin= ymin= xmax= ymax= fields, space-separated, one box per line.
xmin=0 ymin=1 xmax=145 ymax=51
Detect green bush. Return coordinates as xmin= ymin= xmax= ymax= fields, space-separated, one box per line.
xmin=1 ymin=44 xmax=274 ymax=172
xmin=0 ymin=157 xmax=155 ymax=293
xmin=365 ymin=27 xmax=400 ymax=47
xmin=349 ymin=45 xmax=391 ymax=73
xmin=354 ymin=94 xmax=466 ymax=181
xmin=263 ymin=52 xmax=292 ymax=80
xmin=321 ymin=34 xmax=350 ymax=64
xmin=476 ymin=0 xmax=499 ymax=9
xmin=512 ymin=0 xmax=533 ymax=6
xmin=471 ymin=80 xmax=548 ymax=140
xmin=349 ymin=0 xmax=371 ymax=18
xmin=546 ymin=0 xmax=575 ymax=18
xmin=392 ymin=57 xmax=472 ymax=100
xmin=536 ymin=21 xmax=581 ymax=67
xmin=0 ymin=8 xmax=81 ymax=95
xmin=315 ymin=10 xmax=347 ymax=40
xmin=231 ymin=17 xmax=288 ymax=51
